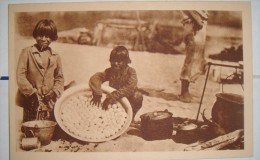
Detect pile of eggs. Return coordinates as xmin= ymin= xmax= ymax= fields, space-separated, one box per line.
xmin=60 ymin=92 xmax=128 ymax=141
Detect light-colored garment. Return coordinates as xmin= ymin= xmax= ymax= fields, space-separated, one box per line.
xmin=17 ymin=45 xmax=64 ymax=97
xmin=16 ymin=44 xmax=64 ymax=115
xmin=180 ymin=10 xmax=208 ymax=82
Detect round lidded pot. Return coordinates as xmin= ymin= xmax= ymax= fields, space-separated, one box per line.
xmin=140 ymin=110 xmax=173 ymax=140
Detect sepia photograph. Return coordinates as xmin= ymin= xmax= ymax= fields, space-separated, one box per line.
xmin=9 ymin=1 xmax=253 ymax=160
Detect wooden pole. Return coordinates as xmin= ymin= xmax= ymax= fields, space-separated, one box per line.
xmin=196 ymin=63 xmax=211 ymax=122
xmin=136 ymin=11 xmax=146 ymax=51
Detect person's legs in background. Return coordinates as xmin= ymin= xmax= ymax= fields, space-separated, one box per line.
xmin=179 ymin=22 xmax=195 ymax=103
xmin=179 ymin=20 xmax=207 ymax=103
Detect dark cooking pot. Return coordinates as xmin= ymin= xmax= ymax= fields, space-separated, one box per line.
xmin=212 ymin=93 xmax=244 ymax=133
xmin=175 ymin=122 xmax=199 ymax=144
xmin=140 ymin=110 xmax=173 ymax=140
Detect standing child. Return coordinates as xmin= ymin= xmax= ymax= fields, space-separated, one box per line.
xmin=16 ymin=19 xmax=64 ymax=122
xmin=179 ymin=10 xmax=208 ymax=103
xmin=89 ymin=46 xmax=143 ymax=121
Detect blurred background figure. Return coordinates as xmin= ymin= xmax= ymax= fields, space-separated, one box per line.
xmin=178 ymin=10 xmax=208 ymax=103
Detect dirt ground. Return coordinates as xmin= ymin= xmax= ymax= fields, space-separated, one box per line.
xmin=14 ymin=25 xmax=243 ymax=152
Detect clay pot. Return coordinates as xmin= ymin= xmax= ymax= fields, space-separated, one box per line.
xmin=212 ymin=93 xmax=244 ymax=133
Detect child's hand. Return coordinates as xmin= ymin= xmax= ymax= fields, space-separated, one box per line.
xmin=102 ymin=91 xmax=116 ymax=110
xmin=102 ymin=94 xmax=117 ymax=110
xmin=102 ymin=98 xmax=111 ymax=110
xmin=43 ymin=90 xmax=57 ymax=103
xmin=90 ymin=95 xmax=102 ymax=107
xmin=29 ymin=92 xmax=39 ymax=108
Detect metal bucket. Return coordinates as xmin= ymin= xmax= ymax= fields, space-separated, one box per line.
xmin=211 ymin=93 xmax=244 ymax=132
xmin=140 ymin=110 xmax=173 ymax=140
xmin=22 ymin=120 xmax=57 ymax=145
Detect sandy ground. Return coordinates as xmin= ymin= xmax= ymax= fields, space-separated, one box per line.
xmin=14 ymin=26 xmax=243 ymax=152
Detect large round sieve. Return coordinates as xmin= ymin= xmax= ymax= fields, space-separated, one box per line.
xmin=54 ymin=84 xmax=133 ymax=142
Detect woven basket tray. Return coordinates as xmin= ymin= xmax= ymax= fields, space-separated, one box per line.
xmin=54 ymin=84 xmax=133 ymax=142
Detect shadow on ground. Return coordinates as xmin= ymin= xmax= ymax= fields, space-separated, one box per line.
xmin=139 ymin=88 xmax=179 ymax=101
